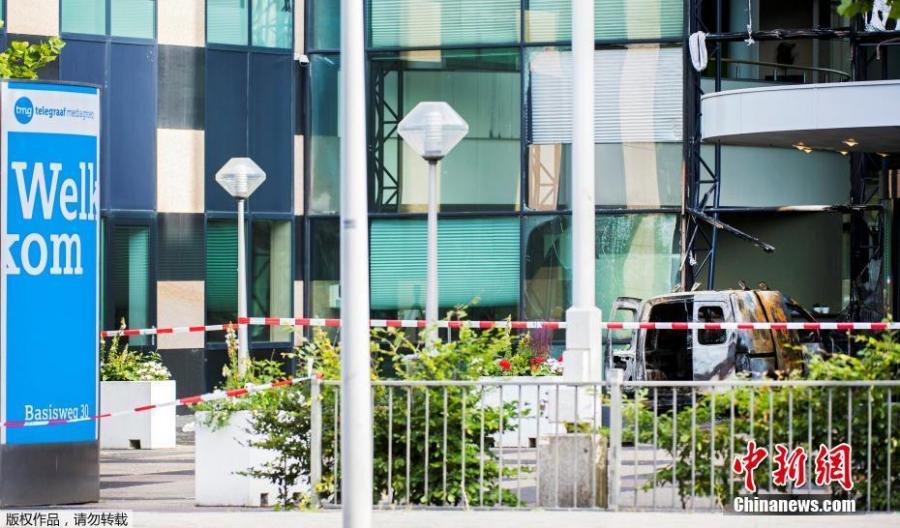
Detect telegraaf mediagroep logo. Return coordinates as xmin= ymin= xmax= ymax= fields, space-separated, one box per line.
xmin=14 ymin=96 xmax=33 ymax=124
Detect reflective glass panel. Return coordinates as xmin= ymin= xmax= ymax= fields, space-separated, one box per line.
xmin=111 ymin=0 xmax=156 ymax=39
xmin=526 ymin=0 xmax=684 ymax=43
xmin=308 ymin=54 xmax=341 ymax=213
xmin=370 ymin=48 xmax=521 ymax=213
xmin=62 ymin=0 xmax=107 ymax=35
xmin=369 ymin=0 xmax=520 ymax=48
xmin=526 ymin=45 xmax=683 ymax=208
xmin=252 ymin=0 xmax=293 ymax=48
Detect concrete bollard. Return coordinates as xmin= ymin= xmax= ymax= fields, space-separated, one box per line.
xmin=537 ymin=433 xmax=608 ymax=508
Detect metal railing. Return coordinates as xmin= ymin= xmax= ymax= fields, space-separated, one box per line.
xmin=712 ymin=57 xmax=852 ymax=83
xmin=306 ymin=375 xmax=899 ymax=512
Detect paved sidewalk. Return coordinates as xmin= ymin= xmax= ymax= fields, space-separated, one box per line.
xmin=86 ymin=420 xmax=898 ymax=527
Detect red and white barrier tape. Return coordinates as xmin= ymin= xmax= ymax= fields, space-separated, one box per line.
xmin=100 ymin=318 xmax=566 ymax=337
xmin=0 ymin=376 xmax=312 ymax=429
xmin=100 ymin=317 xmax=900 ymax=338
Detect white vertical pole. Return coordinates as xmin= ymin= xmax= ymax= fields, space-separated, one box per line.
xmin=571 ymin=1 xmax=595 ymax=310
xmin=564 ymin=0 xmax=603 ymax=384
xmin=426 ymin=161 xmax=439 ymax=334
xmin=236 ymin=197 xmax=249 ymax=375
xmin=340 ymin=0 xmax=372 ymax=524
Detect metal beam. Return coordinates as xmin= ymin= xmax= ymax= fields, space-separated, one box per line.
xmin=687 ymin=208 xmax=776 ymax=253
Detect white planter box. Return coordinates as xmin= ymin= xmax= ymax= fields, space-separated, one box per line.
xmin=195 ymin=410 xmax=307 ymax=507
xmin=100 ymin=380 xmax=176 ymax=449
xmin=480 ymin=376 xmax=565 ymax=447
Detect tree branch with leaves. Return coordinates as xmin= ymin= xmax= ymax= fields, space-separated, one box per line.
xmin=838 ymin=0 xmax=900 ymax=21
xmin=0 ymin=22 xmax=65 ymax=80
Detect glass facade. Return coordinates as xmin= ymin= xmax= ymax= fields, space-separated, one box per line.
xmin=310 ymin=0 xmax=339 ymax=49
xmin=205 ymin=220 xmax=238 ymax=328
xmin=109 ymin=225 xmax=151 ymax=346
xmin=250 ymin=221 xmax=292 ymax=342
xmin=111 ymin=0 xmax=156 ymax=38
xmin=252 ymin=0 xmax=293 ymax=48
xmin=309 ymin=218 xmax=340 ymax=320
xmin=523 ymin=214 xmax=679 ymax=321
xmin=61 ymin=0 xmax=107 ymax=35
xmin=207 ymin=0 xmax=292 ymax=47
xmin=368 ymin=0 xmax=520 ymax=48
xmin=306 ymin=0 xmax=687 ymax=321
xmin=369 ymin=48 xmax=521 ymax=213
xmin=308 ymin=54 xmax=340 ymax=214
xmin=370 ymin=217 xmax=520 ymax=319
xmin=207 ymin=0 xmax=249 ymax=45
xmin=525 ymin=0 xmax=683 ymax=42
xmin=526 ymin=45 xmax=683 ymax=209
xmin=62 ymin=0 xmax=156 ymax=37
xmin=206 ymin=220 xmax=292 ymax=342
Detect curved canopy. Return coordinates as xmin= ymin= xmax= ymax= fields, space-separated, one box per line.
xmin=702 ymin=80 xmax=900 ymax=154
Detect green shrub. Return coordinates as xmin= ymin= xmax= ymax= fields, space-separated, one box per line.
xmin=100 ymin=319 xmax=171 ymax=382
xmin=243 ymin=318 xmax=532 ymax=509
xmin=194 ymin=325 xmax=286 ymax=430
xmin=630 ymin=332 xmax=900 ymax=509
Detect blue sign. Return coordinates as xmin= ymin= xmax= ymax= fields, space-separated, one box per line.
xmin=1 ymin=82 xmax=100 ymax=445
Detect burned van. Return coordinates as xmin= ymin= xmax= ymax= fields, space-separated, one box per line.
xmin=607 ymin=290 xmax=824 ymax=381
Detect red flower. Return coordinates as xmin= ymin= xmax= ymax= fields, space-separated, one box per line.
xmin=529 ymin=356 xmax=546 ymax=367
xmin=498 ymin=359 xmax=512 ymax=371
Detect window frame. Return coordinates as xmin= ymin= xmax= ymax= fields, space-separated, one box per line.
xmin=303 ymin=0 xmax=687 ymax=323
xmin=59 ymin=0 xmax=158 ymax=42
xmin=203 ymin=212 xmax=296 ymax=350
xmin=205 ymin=0 xmax=294 ymax=51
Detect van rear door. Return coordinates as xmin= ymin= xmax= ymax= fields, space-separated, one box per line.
xmin=608 ymin=297 xmax=641 ymax=379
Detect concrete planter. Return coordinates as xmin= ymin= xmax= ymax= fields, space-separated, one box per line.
xmin=100 ymin=380 xmax=176 ymax=449
xmin=479 ymin=376 xmax=564 ymax=447
xmin=195 ymin=411 xmax=306 ymax=507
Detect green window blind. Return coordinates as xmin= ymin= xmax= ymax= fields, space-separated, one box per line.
xmin=62 ymin=0 xmax=107 ymax=35
xmin=526 ymin=0 xmax=683 ymax=43
xmin=369 ymin=0 xmax=520 ymax=48
xmin=111 ymin=226 xmax=150 ymax=344
xmin=208 ymin=0 xmax=249 ymax=45
xmin=370 ymin=217 xmax=520 ymax=311
xmin=111 ymin=0 xmax=156 ymax=39
xmin=206 ymin=221 xmax=238 ymax=323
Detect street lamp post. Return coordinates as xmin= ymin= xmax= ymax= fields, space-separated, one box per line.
xmin=215 ymin=157 xmax=266 ymax=376
xmin=398 ymin=102 xmax=468 ymax=345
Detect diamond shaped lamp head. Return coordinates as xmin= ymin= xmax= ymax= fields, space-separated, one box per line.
xmin=215 ymin=157 xmax=267 ymax=199
xmin=398 ymin=102 xmax=469 ymax=161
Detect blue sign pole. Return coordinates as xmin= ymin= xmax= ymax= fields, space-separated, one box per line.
xmin=0 ymin=80 xmax=101 ymax=506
